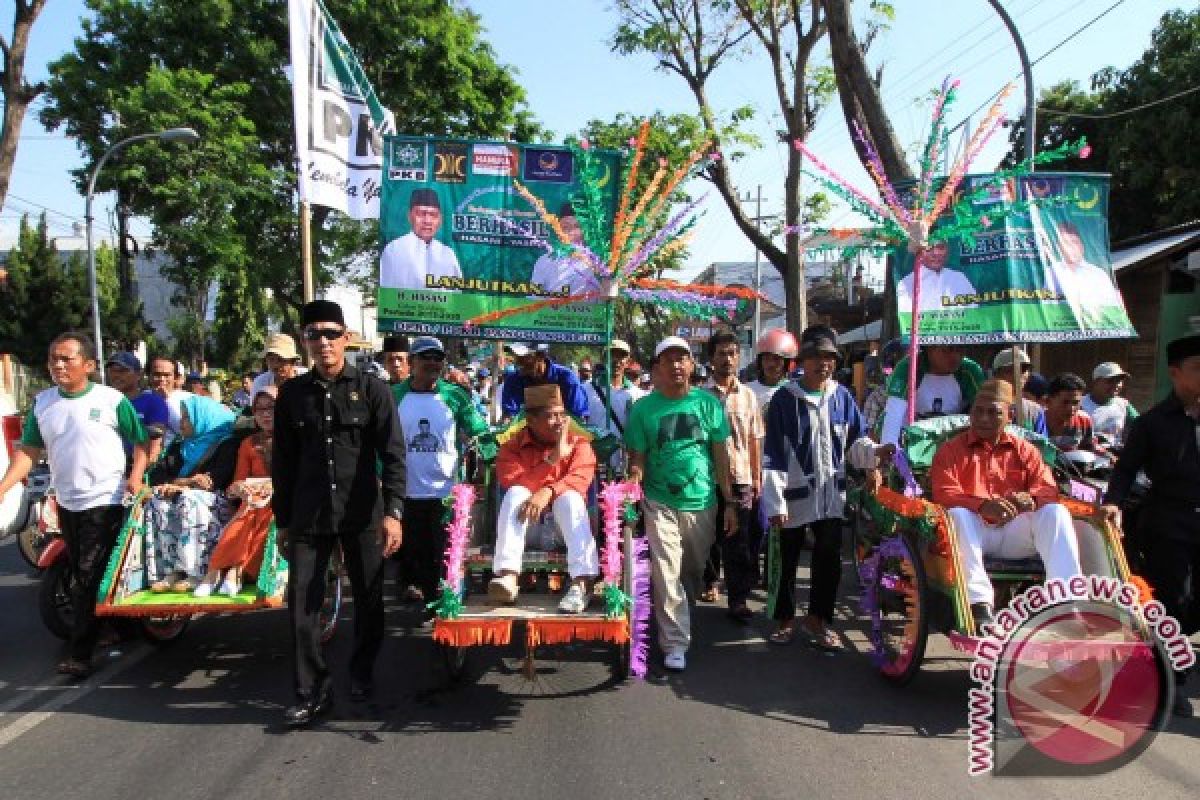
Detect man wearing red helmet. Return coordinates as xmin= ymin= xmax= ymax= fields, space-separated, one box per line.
xmin=746 ymin=328 xmax=799 ymax=416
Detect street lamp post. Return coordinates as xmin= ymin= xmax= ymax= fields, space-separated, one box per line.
xmin=85 ymin=127 xmax=200 ymax=381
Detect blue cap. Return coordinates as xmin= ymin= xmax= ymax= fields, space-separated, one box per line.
xmin=105 ymin=351 xmax=142 ymax=372
xmin=478 ymin=367 xmax=490 ymax=377
xmin=410 ymin=335 xmax=445 ymax=355
xmin=186 ymin=372 xmax=204 ymax=383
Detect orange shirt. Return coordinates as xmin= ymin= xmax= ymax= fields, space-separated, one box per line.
xmin=496 ymin=428 xmax=595 ymax=498
xmin=233 ymin=435 xmax=271 ymax=483
xmin=930 ymin=429 xmax=1057 ymax=512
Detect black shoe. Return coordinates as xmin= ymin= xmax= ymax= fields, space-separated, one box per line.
xmin=349 ymin=681 xmax=374 ymax=702
xmin=284 ymin=692 xmax=332 ymax=727
xmin=1172 ymin=694 xmax=1194 ymax=718
xmin=727 ymin=604 xmax=754 ymax=624
xmin=970 ymin=603 xmax=996 ymax=632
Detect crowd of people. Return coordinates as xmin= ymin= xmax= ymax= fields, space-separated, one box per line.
xmin=1 ymin=301 xmax=1197 ymax=725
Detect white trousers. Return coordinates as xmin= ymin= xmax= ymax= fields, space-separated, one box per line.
xmin=494 ymin=487 xmax=598 ymax=579
xmin=948 ymin=503 xmax=1082 ymax=605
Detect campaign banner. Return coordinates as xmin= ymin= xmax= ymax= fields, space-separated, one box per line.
xmin=892 ymin=172 xmax=1135 ymax=344
xmin=377 ymin=136 xmax=622 ymax=342
xmin=288 ymin=0 xmax=395 ymax=219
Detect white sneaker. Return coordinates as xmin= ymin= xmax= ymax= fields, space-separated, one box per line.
xmin=193 ymin=581 xmax=215 ymax=598
xmin=558 ymin=582 xmax=591 ymax=614
xmin=218 ymin=578 xmax=240 ymax=597
xmin=488 ymin=573 xmax=520 ymax=604
xmin=663 ymin=650 xmax=687 ymax=671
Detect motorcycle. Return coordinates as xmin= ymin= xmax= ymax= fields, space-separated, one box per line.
xmin=15 ymin=463 xmax=56 ymax=569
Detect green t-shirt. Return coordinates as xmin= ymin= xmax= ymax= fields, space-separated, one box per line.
xmin=624 ymin=388 xmax=731 ymax=511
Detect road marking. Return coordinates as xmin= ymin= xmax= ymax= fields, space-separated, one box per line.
xmin=0 ymin=644 xmax=152 ymax=750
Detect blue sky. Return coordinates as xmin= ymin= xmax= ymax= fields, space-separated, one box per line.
xmin=1 ymin=0 xmax=1188 ymax=280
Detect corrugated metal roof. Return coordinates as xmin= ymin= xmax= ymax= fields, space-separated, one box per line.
xmin=1112 ymin=228 xmax=1200 ymax=273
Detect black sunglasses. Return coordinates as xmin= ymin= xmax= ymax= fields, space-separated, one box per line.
xmin=303 ymin=327 xmax=345 ymax=341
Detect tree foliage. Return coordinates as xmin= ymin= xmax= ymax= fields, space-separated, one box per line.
xmin=39 ymin=0 xmax=542 ymax=362
xmin=1003 ymin=9 xmax=1200 ymax=241
xmin=0 ymin=0 xmax=48 ymax=213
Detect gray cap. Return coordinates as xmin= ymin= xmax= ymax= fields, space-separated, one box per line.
xmin=410 ymin=335 xmax=445 ymax=355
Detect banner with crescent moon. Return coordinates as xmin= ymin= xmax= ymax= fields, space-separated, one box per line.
xmin=892 ymin=172 xmax=1135 ymax=343
xmin=377 ymin=135 xmax=621 ymax=342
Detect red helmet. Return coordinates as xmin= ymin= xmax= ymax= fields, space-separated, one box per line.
xmin=755 ymin=329 xmax=799 ymax=359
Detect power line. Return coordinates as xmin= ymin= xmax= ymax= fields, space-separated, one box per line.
xmin=949 ymin=0 xmax=1128 ymax=131
xmin=1039 ymin=83 xmax=1200 ymax=119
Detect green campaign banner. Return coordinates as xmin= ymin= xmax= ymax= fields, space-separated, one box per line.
xmin=892 ymin=171 xmax=1135 ymax=344
xmin=377 ymin=135 xmax=621 ymax=343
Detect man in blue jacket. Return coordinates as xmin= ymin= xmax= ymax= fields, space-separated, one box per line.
xmin=499 ymin=343 xmax=588 ymax=421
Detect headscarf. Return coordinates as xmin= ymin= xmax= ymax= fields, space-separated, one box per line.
xmin=250 ymin=386 xmax=278 ymax=471
xmin=179 ymin=393 xmax=236 ymax=477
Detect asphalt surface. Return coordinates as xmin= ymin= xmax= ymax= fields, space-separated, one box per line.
xmin=0 ymin=533 xmax=1197 ymax=800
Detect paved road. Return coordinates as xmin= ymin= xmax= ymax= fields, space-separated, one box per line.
xmin=0 ymin=534 xmax=1196 ymax=800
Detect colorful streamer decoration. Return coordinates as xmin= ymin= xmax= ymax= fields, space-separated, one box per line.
xmin=429 ymin=482 xmax=476 ymax=620
xmin=464 ymin=119 xmax=761 ymax=329
xmin=598 ymin=481 xmax=642 ymax=619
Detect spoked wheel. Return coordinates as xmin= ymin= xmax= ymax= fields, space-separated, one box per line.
xmin=495 ymin=638 xmax=619 ymax=697
xmin=318 ymin=550 xmax=344 ymax=644
xmin=17 ymin=523 xmax=51 ymax=570
xmin=38 ymin=559 xmax=74 ymax=640
xmin=848 ymin=494 xmax=875 ymax=589
xmin=140 ymin=615 xmax=190 ymax=645
xmin=867 ymin=535 xmax=928 ymax=686
xmin=439 ymin=642 xmax=470 ymax=682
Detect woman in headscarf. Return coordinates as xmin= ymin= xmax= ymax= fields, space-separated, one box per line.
xmin=195 ymin=387 xmax=277 ymax=597
xmin=147 ymin=394 xmax=237 ymax=592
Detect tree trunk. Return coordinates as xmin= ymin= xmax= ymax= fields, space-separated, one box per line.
xmin=0 ymin=0 xmax=48 ymax=212
xmin=822 ymin=0 xmax=913 ymax=184
xmin=783 ymin=141 xmax=807 ymax=333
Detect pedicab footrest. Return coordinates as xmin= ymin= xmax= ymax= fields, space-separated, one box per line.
xmin=982 ymin=556 xmax=1045 ymax=576
xmin=464 ymin=548 xmax=568 ymax=573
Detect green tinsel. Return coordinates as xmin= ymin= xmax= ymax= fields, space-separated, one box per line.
xmin=623 ymin=500 xmax=639 ymax=523
xmin=428 ymin=581 xmax=465 ymax=620
xmin=570 ymin=145 xmax=615 ymax=266
xmin=603 ymin=582 xmax=632 ymax=619
xmin=861 ymin=492 xmax=940 ymax=546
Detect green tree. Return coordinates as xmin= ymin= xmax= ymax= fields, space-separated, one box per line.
xmin=1004 ymin=10 xmax=1200 ymax=241
xmin=0 ymin=214 xmax=92 ymax=369
xmin=39 ymin=0 xmax=543 ymax=358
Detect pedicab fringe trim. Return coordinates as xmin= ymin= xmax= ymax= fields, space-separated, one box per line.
xmin=525 ymin=618 xmax=629 ymax=647
xmin=433 ymin=618 xmax=513 ymax=647
xmin=630 ymin=535 xmax=651 ymax=678
xmin=866 ymin=487 xmax=955 ymax=583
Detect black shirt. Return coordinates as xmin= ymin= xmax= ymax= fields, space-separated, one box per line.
xmin=272 ymin=362 xmax=406 ymax=535
xmin=1105 ymin=391 xmax=1200 ymax=511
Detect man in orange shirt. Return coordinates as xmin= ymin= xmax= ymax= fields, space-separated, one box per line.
xmin=931 ymin=380 xmax=1082 ymax=629
xmin=489 ymin=384 xmax=598 ymax=612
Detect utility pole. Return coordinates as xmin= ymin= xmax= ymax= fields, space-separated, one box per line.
xmin=739 ymin=186 xmax=771 ymax=347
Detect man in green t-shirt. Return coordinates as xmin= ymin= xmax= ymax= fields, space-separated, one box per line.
xmin=625 ymin=336 xmax=736 ymax=672
xmin=0 ymin=332 xmax=149 ymax=678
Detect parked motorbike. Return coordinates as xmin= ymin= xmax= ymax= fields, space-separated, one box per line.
xmin=15 ymin=464 xmax=56 ymax=569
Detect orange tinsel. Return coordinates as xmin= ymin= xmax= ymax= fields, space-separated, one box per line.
xmin=612 ymin=120 xmax=651 ymax=249
xmin=433 ymin=618 xmax=513 ymax=648
xmin=464 ymin=292 xmax=603 ymax=328
xmin=526 ymin=618 xmax=628 ymax=647
xmin=630 ymin=279 xmax=763 ymax=301
xmin=1129 ymin=575 xmax=1154 ymax=606
xmin=611 ymin=165 xmax=666 ymax=272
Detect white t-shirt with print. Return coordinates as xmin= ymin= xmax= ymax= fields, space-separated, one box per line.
xmin=1082 ymin=394 xmax=1135 ymax=443
xmin=397 ymin=391 xmax=459 ymax=499
xmin=22 ymin=383 xmax=145 ymax=511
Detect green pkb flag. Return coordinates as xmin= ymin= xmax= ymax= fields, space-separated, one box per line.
xmin=892 ymin=172 xmax=1135 ymax=344
xmin=377 ymin=136 xmax=621 ymax=343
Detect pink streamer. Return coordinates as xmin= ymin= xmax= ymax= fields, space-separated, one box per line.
xmin=442 ymin=483 xmax=476 ymax=590
xmin=851 ymin=120 xmax=912 ymax=226
xmin=793 ymin=140 xmax=896 ymax=224
xmin=598 ymin=481 xmax=642 ymax=588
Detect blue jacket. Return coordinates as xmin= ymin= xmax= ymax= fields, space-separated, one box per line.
xmin=500 ymin=358 xmax=589 ymax=419
xmin=762 ymin=380 xmax=866 ymax=527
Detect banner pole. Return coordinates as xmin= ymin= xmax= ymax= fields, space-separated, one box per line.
xmin=1011 ymin=346 xmax=1024 ymax=427
xmin=300 ymin=200 xmax=315 ymax=304
xmin=904 ymin=249 xmax=924 ymax=427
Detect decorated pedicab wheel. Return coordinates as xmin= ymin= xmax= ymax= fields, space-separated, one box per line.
xmin=38 ymin=559 xmax=74 ymax=640
xmin=848 ymin=490 xmax=875 ymax=589
xmin=439 ymin=642 xmax=469 ymax=682
xmin=317 ymin=551 xmax=343 ymax=644
xmin=17 ymin=522 xmax=50 ymax=571
xmin=865 ymin=534 xmax=928 ymax=686
xmin=140 ymin=615 xmax=191 ymax=644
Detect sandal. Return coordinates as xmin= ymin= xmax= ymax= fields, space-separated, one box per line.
xmin=699 ymin=585 xmax=719 ymax=603
xmin=768 ymin=625 xmax=796 ymax=646
xmin=171 ymin=579 xmax=196 ymax=593
xmin=798 ymin=625 xmax=843 ymax=652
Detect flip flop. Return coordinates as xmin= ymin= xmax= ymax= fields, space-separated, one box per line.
xmin=768 ymin=626 xmax=796 ymax=646
xmin=798 ymin=626 xmax=843 ymax=652
xmin=699 ymin=586 xmax=719 ymax=603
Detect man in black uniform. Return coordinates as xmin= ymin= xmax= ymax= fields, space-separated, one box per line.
xmin=273 ymin=300 xmax=406 ymax=727
xmin=1104 ymin=333 xmax=1200 ymax=718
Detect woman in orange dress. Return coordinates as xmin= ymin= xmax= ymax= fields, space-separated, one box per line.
xmin=195 ymin=387 xmax=277 ymax=597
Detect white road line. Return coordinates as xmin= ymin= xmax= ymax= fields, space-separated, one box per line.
xmin=0 ymin=644 xmax=153 ymax=750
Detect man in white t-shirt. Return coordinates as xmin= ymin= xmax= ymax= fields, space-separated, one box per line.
xmin=530 ymin=204 xmax=599 ymax=296
xmin=250 ymin=333 xmax=307 ymax=397
xmin=895 ymin=241 xmax=978 ymax=313
xmin=391 ymin=336 xmax=494 ymax=613
xmin=380 ymin=188 xmax=462 ymax=290
xmin=1082 ymin=361 xmax=1138 ymax=445
xmin=0 ymin=333 xmax=149 ymax=678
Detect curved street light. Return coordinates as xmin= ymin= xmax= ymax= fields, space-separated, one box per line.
xmin=86 ymin=127 xmax=201 ymax=381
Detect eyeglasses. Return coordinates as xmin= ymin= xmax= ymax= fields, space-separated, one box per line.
xmin=303 ymin=327 xmax=345 ymax=341
xmin=416 ymin=352 xmax=446 ymax=362
xmin=149 ymin=371 xmax=174 ymax=379
xmin=253 ymin=405 xmax=275 ymax=415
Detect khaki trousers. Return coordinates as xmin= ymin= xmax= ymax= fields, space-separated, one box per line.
xmin=643 ymin=497 xmax=716 ymax=653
